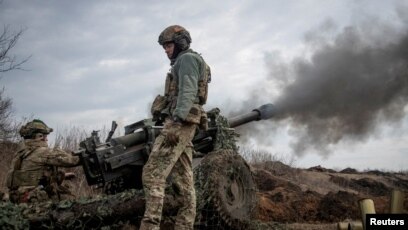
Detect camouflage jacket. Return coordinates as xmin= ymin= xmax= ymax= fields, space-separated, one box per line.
xmin=7 ymin=139 xmax=80 ymax=191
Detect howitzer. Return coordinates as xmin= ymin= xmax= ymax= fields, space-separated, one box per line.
xmin=74 ymin=104 xmax=275 ymax=189
xmin=74 ymin=103 xmax=276 ymax=228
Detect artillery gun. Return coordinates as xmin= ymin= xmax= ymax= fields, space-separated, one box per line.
xmin=74 ymin=103 xmax=276 ymax=229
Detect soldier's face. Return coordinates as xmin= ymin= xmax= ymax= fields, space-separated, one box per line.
xmin=34 ymin=133 xmax=48 ymax=142
xmin=163 ymin=42 xmax=175 ymax=59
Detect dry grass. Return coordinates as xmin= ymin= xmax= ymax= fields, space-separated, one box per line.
xmin=240 ymin=147 xmax=296 ymax=166
xmin=292 ymin=171 xmax=348 ymax=194
xmin=52 ymin=126 xmax=108 ymax=197
xmin=240 ymin=147 xmax=297 ymax=174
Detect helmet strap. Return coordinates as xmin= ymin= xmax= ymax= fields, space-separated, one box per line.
xmin=170 ymin=45 xmax=182 ymax=65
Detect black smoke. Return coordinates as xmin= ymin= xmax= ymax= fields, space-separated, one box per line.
xmin=236 ymin=11 xmax=408 ymax=156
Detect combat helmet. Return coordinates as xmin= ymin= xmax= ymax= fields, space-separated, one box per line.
xmin=158 ymin=25 xmax=192 ymax=51
xmin=19 ymin=119 xmax=53 ymax=139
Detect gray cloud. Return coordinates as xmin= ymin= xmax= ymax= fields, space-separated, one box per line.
xmin=1 ymin=1 xmax=163 ymax=117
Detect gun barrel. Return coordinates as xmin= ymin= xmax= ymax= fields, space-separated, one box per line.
xmin=111 ymin=104 xmax=276 ymax=146
xmin=228 ymin=103 xmax=276 ymax=128
xmin=110 ymin=126 xmax=163 ymax=148
xmin=111 ymin=131 xmax=147 ymax=148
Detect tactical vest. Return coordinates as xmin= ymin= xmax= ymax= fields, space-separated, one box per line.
xmin=199 ymin=62 xmax=211 ymax=105
xmin=7 ymin=143 xmax=54 ymax=189
xmin=164 ymin=53 xmax=211 ymax=108
xmin=7 ymin=147 xmax=41 ymax=189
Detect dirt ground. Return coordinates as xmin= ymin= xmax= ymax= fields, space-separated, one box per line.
xmin=251 ymin=161 xmax=408 ymax=228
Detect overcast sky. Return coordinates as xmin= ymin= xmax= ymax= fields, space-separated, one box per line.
xmin=1 ymin=0 xmax=407 ymax=171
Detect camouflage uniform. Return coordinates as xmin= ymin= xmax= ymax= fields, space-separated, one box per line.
xmin=6 ymin=120 xmax=80 ymax=203
xmin=141 ymin=25 xmax=210 ymax=230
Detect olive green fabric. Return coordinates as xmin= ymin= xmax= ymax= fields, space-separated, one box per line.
xmin=171 ymin=49 xmax=206 ymax=120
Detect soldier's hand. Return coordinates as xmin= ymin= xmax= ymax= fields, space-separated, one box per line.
xmin=163 ymin=121 xmax=182 ymax=147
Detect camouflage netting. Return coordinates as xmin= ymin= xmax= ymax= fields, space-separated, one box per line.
xmin=194 ymin=149 xmax=257 ymax=230
xmin=0 ymin=189 xmax=147 ymax=229
xmin=207 ymin=108 xmax=239 ymax=152
xmin=0 ymin=202 xmax=29 ymax=230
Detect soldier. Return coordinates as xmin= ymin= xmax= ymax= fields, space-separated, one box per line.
xmin=6 ymin=119 xmax=80 ymax=203
xmin=140 ymin=25 xmax=211 ymax=230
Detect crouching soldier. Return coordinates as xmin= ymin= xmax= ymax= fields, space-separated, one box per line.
xmin=6 ymin=119 xmax=80 ymax=203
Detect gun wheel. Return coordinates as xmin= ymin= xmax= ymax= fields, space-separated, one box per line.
xmin=194 ymin=149 xmax=257 ymax=229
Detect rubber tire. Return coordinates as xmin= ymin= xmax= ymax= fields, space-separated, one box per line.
xmin=194 ymin=149 xmax=257 ymax=229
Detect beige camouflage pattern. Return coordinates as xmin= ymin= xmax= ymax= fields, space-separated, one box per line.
xmin=197 ymin=62 xmax=211 ymax=105
xmin=151 ymin=94 xmax=167 ymax=119
xmin=140 ymin=119 xmax=197 ymax=230
xmin=19 ymin=119 xmax=53 ymax=138
xmin=158 ymin=25 xmax=190 ymax=46
xmin=7 ymin=139 xmax=80 ymax=203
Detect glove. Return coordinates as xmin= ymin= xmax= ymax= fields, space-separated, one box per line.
xmin=163 ymin=120 xmax=182 ymax=147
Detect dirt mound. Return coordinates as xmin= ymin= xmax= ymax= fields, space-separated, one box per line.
xmin=307 ymin=165 xmax=336 ymax=173
xmin=253 ymin=162 xmax=408 ymax=225
xmin=291 ymin=190 xmax=321 ymax=222
xmin=340 ymin=167 xmax=359 ymax=174
xmin=329 ymin=175 xmax=351 ymax=187
xmin=318 ymin=191 xmax=360 ymax=222
xmin=252 ymin=161 xmax=296 ymax=176
xmin=255 ymin=186 xmax=365 ymax=223
xmin=255 ymin=188 xmax=320 ymax=223
xmin=366 ymin=170 xmax=393 ymax=176
xmin=329 ymin=176 xmax=390 ymax=196
xmin=253 ymin=169 xmax=301 ymax=192
xmin=351 ymin=178 xmax=390 ymax=196
xmin=394 ymin=178 xmax=408 ymax=190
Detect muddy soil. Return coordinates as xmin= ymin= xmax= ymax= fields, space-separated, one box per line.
xmin=252 ymin=161 xmax=408 ymax=226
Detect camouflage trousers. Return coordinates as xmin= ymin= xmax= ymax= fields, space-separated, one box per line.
xmin=140 ymin=121 xmax=197 ymax=230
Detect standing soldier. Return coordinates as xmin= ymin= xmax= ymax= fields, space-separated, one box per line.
xmin=140 ymin=25 xmax=211 ymax=230
xmin=6 ymin=119 xmax=80 ymax=203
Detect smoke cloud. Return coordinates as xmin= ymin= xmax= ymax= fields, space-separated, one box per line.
xmin=236 ymin=11 xmax=408 ymax=156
